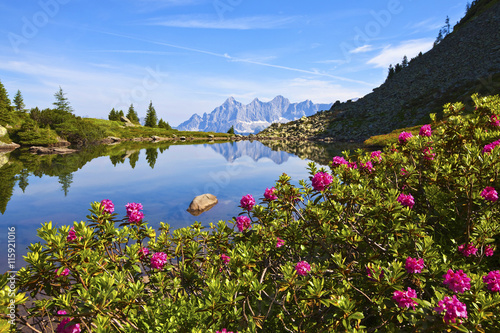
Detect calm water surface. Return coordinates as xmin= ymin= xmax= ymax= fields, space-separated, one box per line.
xmin=0 ymin=140 xmax=357 ymax=272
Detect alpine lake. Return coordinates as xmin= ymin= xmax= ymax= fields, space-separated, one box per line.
xmin=0 ymin=139 xmax=364 ymax=272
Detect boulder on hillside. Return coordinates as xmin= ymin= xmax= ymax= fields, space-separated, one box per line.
xmin=0 ymin=125 xmax=7 ymax=137
xmin=0 ymin=153 xmax=8 ymax=168
xmin=187 ymin=194 xmax=218 ymax=216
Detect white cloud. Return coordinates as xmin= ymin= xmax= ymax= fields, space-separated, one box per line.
xmin=349 ymin=45 xmax=375 ymax=54
xmin=148 ymin=15 xmax=297 ymax=30
xmin=406 ymin=19 xmax=443 ymax=33
xmin=367 ymin=39 xmax=434 ymax=68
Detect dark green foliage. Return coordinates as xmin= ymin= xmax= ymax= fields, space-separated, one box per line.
xmin=227 ymin=125 xmax=235 ymax=134
xmin=53 ymin=86 xmax=73 ymax=113
xmin=118 ymin=110 xmax=124 ymax=118
xmin=129 ymin=151 xmax=140 ymax=169
xmin=55 ymin=118 xmax=107 ymax=146
xmin=17 ymin=169 xmax=29 ymax=193
xmin=0 ymin=79 xmax=13 ymax=125
xmin=401 ymin=55 xmax=408 ymax=68
xmin=144 ymin=101 xmax=157 ymax=128
xmin=13 ymin=90 xmax=26 ymax=113
xmin=387 ymin=64 xmax=395 ymax=81
xmin=0 ymin=161 xmax=22 ymax=214
xmin=108 ymin=108 xmax=120 ymax=121
xmin=15 ymin=118 xmax=58 ymax=146
xmin=145 ymin=147 xmax=158 ymax=169
xmin=126 ymin=104 xmax=140 ymax=124
xmin=158 ymin=118 xmax=172 ymax=130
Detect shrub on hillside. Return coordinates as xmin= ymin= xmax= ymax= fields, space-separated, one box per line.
xmin=4 ymin=94 xmax=500 ymax=332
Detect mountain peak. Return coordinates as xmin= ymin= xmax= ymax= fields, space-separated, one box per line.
xmin=225 ymin=96 xmax=236 ymax=104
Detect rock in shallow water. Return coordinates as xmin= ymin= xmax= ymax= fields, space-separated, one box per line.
xmin=187 ymin=194 xmax=218 ymax=216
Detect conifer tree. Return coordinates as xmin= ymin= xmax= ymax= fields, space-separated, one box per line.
xmin=402 ymin=55 xmax=409 ymax=68
xmin=0 ymin=79 xmax=13 ymax=125
xmin=13 ymin=90 xmax=26 ymax=113
xmin=144 ymin=101 xmax=158 ymax=128
xmin=53 ymin=86 xmax=73 ymax=113
xmin=387 ymin=64 xmax=395 ymax=80
xmin=126 ymin=104 xmax=139 ymax=124
xmin=118 ymin=110 xmax=124 ymax=118
xmin=227 ymin=125 xmax=235 ymax=134
xmin=158 ymin=118 xmax=172 ymax=130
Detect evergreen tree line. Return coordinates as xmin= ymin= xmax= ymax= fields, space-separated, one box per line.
xmin=385 ymin=53 xmax=422 ymax=81
xmin=108 ymin=101 xmax=172 ymax=130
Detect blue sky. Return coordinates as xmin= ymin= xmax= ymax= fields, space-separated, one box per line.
xmin=0 ymin=0 xmax=469 ymax=125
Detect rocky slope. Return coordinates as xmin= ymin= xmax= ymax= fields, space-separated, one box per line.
xmin=177 ymin=96 xmax=332 ymax=134
xmin=258 ymin=0 xmax=500 ymax=142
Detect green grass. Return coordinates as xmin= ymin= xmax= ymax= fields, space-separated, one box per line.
xmin=363 ymin=124 xmax=422 ymax=147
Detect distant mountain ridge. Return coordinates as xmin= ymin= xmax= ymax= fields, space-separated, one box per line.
xmin=177 ymin=96 xmax=332 ymax=134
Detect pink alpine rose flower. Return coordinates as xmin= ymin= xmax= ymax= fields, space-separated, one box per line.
xmin=240 ymin=194 xmax=255 ymax=211
xmin=150 ymin=252 xmax=168 ymax=270
xmin=276 ymin=237 xmax=285 ymax=248
xmin=221 ymin=254 xmax=230 ymax=265
xmin=332 ymin=156 xmax=348 ymax=167
xmin=348 ymin=162 xmax=358 ymax=169
xmin=405 ymin=257 xmax=424 ymax=274
xmin=483 ymin=140 xmax=500 ymax=154
xmin=483 ymin=270 xmax=500 ymax=292
xmin=399 ymin=131 xmax=413 ymax=144
xmin=400 ymin=168 xmax=407 ymax=176
xmin=392 ymin=287 xmax=418 ymax=309
xmin=485 ymin=245 xmax=495 ymax=257
xmin=311 ymin=172 xmax=333 ymax=191
xmin=443 ymin=269 xmax=471 ymax=294
xmin=295 ymin=261 xmax=311 ymax=276
xmin=139 ymin=247 xmax=150 ymax=259
xmin=370 ymin=151 xmax=382 ymax=162
xmin=56 ymin=310 xmax=81 ymax=333
xmin=490 ymin=114 xmax=500 ymax=127
xmin=100 ymin=199 xmax=114 ymax=214
xmin=480 ymin=186 xmax=498 ymax=202
xmin=236 ymin=216 xmax=251 ymax=232
xmin=458 ymin=243 xmax=478 ymax=257
xmin=434 ymin=295 xmax=468 ymax=324
xmin=423 ymin=147 xmax=436 ymax=161
xmin=67 ymin=227 xmax=77 ymax=242
xmin=419 ymin=124 xmax=432 ymax=137
xmin=55 ymin=268 xmax=70 ymax=278
xmin=397 ymin=193 xmax=415 ymax=209
xmin=361 ymin=161 xmax=374 ymax=173
xmin=126 ymin=202 xmax=144 ymax=223
xmin=264 ymin=187 xmax=278 ymax=201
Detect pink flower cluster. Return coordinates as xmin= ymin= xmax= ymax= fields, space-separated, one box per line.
xmin=348 ymin=162 xmax=358 ymax=169
xmin=400 ymin=168 xmax=407 ymax=176
xmin=100 ymin=199 xmax=114 ymax=214
xmin=483 ymin=270 xmax=500 ymax=292
xmin=332 ymin=156 xmax=348 ymax=167
xmin=236 ymin=216 xmax=251 ymax=232
xmin=216 ymin=329 xmax=234 ymax=333
xmin=311 ymin=172 xmax=333 ymax=191
xmin=264 ymin=187 xmax=278 ymax=200
xmin=434 ymin=295 xmax=468 ymax=324
xmin=276 ymin=237 xmax=285 ymax=248
xmin=221 ymin=254 xmax=230 ymax=265
xmin=405 ymin=257 xmax=424 ymax=274
xmin=490 ymin=114 xmax=500 ymax=127
xmin=371 ymin=151 xmax=382 ymax=162
xmin=139 ymin=247 xmax=150 ymax=259
xmin=482 ymin=139 xmax=500 ymax=154
xmin=150 ymin=252 xmax=168 ymax=270
xmin=397 ymin=193 xmax=415 ymax=209
xmin=392 ymin=287 xmax=418 ymax=309
xmin=126 ymin=202 xmax=144 ymax=223
xmin=443 ymin=269 xmax=471 ymax=294
xmin=295 ymin=261 xmax=311 ymax=276
xmin=458 ymin=243 xmax=477 ymax=257
xmin=67 ymin=227 xmax=77 ymax=242
xmin=240 ymin=194 xmax=255 ymax=211
xmin=56 ymin=310 xmax=81 ymax=333
xmin=55 ymin=268 xmax=70 ymax=278
xmin=419 ymin=124 xmax=432 ymax=137
xmin=485 ymin=245 xmax=495 ymax=257
xmin=361 ymin=161 xmax=374 ymax=173
xmin=422 ymin=147 xmax=436 ymax=161
xmin=399 ymin=131 xmax=413 ymax=144
xmin=480 ymin=186 xmax=498 ymax=202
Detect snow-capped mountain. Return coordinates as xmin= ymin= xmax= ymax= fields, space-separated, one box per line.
xmin=177 ymin=96 xmax=332 ymax=134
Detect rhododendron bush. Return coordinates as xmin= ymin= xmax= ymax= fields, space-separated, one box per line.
xmin=3 ymin=94 xmax=500 ymax=332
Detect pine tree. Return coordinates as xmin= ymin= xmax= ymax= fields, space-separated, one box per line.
xmin=108 ymin=108 xmax=119 ymax=121
xmin=158 ymin=118 xmax=172 ymax=130
xmin=53 ymin=86 xmax=73 ymax=113
xmin=13 ymin=90 xmax=26 ymax=113
xmin=434 ymin=30 xmax=444 ymax=46
xmin=145 ymin=148 xmax=158 ymax=169
xmin=402 ymin=55 xmax=409 ymax=68
xmin=144 ymin=101 xmax=158 ymax=127
xmin=0 ymin=79 xmax=13 ymax=125
xmin=118 ymin=110 xmax=124 ymax=118
xmin=58 ymin=173 xmax=73 ymax=197
xmin=387 ymin=64 xmax=395 ymax=80
xmin=227 ymin=125 xmax=235 ymax=134
xmin=445 ymin=16 xmax=451 ymax=35
xmin=126 ymin=104 xmax=139 ymax=124
xmin=394 ymin=63 xmax=403 ymax=74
